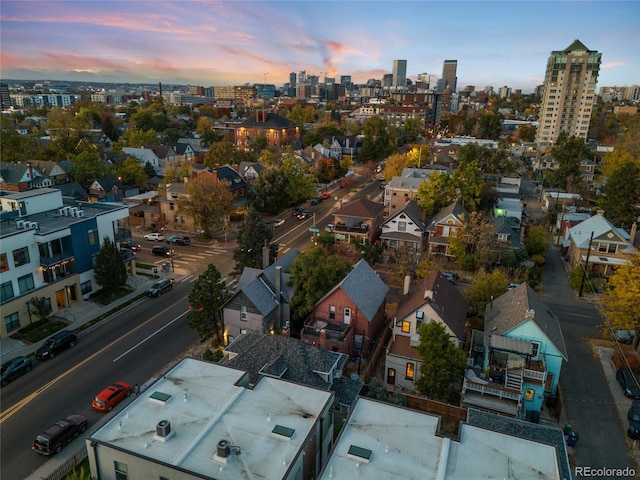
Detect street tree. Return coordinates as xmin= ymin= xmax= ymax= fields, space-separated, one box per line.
xmin=94 ymin=237 xmax=127 ymax=294
xmin=524 ymin=225 xmax=549 ymax=265
xmin=281 ymin=147 xmax=316 ymax=205
xmin=464 ymin=270 xmax=509 ymax=315
xmin=289 ymin=246 xmax=351 ymax=332
xmin=117 ymin=158 xmax=147 ymax=188
xmin=204 ymin=141 xmax=235 ymax=169
xmin=417 ymin=171 xmax=456 ymax=217
xmin=383 ymin=153 xmax=412 ymax=181
xmin=415 ymin=321 xmax=467 ymax=401
xmin=451 ymin=157 xmax=484 ymax=212
xmin=598 ymin=161 xmax=640 ymax=228
xmin=177 ymin=173 xmax=232 ymax=237
xmin=30 ymin=297 xmax=52 ymax=323
xmin=550 ymin=133 xmax=590 ymax=190
xmin=358 ymin=116 xmax=395 ymax=162
xmin=70 ymin=151 xmax=112 ymax=189
xmin=601 ymin=254 xmax=640 ymax=343
xmin=232 ymin=206 xmax=278 ymax=275
xmin=187 ymin=264 xmax=228 ymax=343
xmin=253 ymin=168 xmax=289 ymax=214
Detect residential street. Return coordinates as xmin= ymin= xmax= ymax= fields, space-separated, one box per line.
xmin=520 ymin=165 xmax=637 ymax=475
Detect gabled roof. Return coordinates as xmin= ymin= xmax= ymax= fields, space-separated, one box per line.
xmin=335 ymin=197 xmax=385 ymax=219
xmin=395 ymin=271 xmax=467 ymax=339
xmin=215 ymin=165 xmax=247 ymax=190
xmin=484 ymin=284 xmax=567 ymax=360
xmin=54 ymin=182 xmax=88 ymax=200
xmin=144 ymin=145 xmax=175 ymax=159
xmin=493 ymin=216 xmax=524 ymax=249
xmin=92 ymin=175 xmax=123 ymax=192
xmin=0 ymin=162 xmax=46 ymax=184
xmin=563 ymin=39 xmax=589 ymax=53
xmin=382 ymin=200 xmax=426 ymax=231
xmin=568 ymin=213 xmax=630 ymax=248
xmin=320 ymin=259 xmax=389 ymax=322
xmin=239 ymin=161 xmax=265 ymax=177
xmin=29 ymin=160 xmax=68 ymax=176
xmin=426 ymin=200 xmax=469 ymax=232
xmin=240 ymin=112 xmax=297 ymax=129
xmin=168 ymin=143 xmax=193 ymax=155
xmin=221 ymin=333 xmax=351 ymax=391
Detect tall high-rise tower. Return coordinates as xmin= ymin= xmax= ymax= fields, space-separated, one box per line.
xmin=392 ymin=59 xmax=407 ymax=88
xmin=442 ymin=60 xmax=457 ymax=93
xmin=535 ymin=39 xmax=601 ymax=150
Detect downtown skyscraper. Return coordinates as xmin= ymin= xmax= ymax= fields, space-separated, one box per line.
xmin=392 ymin=59 xmax=407 ymax=88
xmin=535 ymin=39 xmax=601 ymax=150
xmin=442 ymin=60 xmax=457 ymax=93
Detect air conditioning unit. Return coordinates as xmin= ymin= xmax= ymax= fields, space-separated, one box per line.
xmin=70 ymin=207 xmax=79 ymax=217
xmin=61 ymin=206 xmax=71 ymax=216
xmin=16 ymin=220 xmax=25 ymax=230
xmin=28 ymin=222 xmax=39 ymax=230
xmin=76 ymin=210 xmax=84 ymax=217
xmin=156 ymin=420 xmax=171 ymax=437
xmin=57 ymin=208 xmax=66 ymax=216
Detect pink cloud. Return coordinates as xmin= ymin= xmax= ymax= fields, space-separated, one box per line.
xmin=602 ymin=61 xmax=629 ymax=69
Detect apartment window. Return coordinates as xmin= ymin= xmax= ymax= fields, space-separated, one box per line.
xmin=13 ymin=247 xmax=30 ymax=267
xmin=0 ymin=253 xmax=8 ymax=272
xmin=240 ymin=305 xmax=247 ymax=321
xmin=88 ymin=229 xmax=99 ymax=245
xmin=329 ymin=305 xmax=336 ymax=320
xmin=1 ymin=281 xmax=15 ymax=303
xmin=91 ymin=253 xmax=99 ymax=267
xmin=169 ymin=203 xmax=174 ymax=211
xmin=4 ymin=312 xmax=20 ymax=332
xmin=401 ymin=321 xmax=410 ymax=333
xmin=398 ymin=221 xmax=406 ymax=232
xmin=81 ymin=281 xmax=93 ymax=295
xmin=114 ymin=461 xmax=128 ymax=480
xmin=405 ymin=362 xmax=415 ymax=380
xmin=531 ymin=342 xmax=541 ymax=360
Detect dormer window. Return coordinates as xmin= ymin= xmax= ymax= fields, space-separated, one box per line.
xmin=416 ymin=311 xmax=424 ymax=320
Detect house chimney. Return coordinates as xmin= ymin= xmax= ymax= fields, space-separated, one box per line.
xmin=403 ymin=275 xmax=411 ymax=295
xmin=262 ymin=238 xmax=270 ymax=269
xmin=27 ymin=162 xmax=34 ymax=180
xmin=256 ymin=110 xmax=260 ymax=122
xmin=366 ymin=195 xmax=371 ymax=201
xmin=262 ymin=110 xmax=267 ymax=122
xmin=275 ymin=266 xmax=283 ymax=330
xmin=630 ymin=223 xmax=638 ymax=246
xmin=596 ymin=209 xmax=604 ymax=216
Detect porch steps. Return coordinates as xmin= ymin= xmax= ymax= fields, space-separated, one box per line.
xmin=506 ymin=371 xmax=523 ymax=391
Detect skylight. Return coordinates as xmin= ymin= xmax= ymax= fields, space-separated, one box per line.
xmin=348 ymin=444 xmax=372 ymax=463
xmin=271 ymin=425 xmax=295 ymax=440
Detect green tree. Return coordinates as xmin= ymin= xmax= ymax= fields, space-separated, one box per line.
xmin=204 ymin=141 xmax=235 ymax=169
xmin=464 ymin=270 xmax=509 ymax=315
xmin=281 ymin=147 xmax=316 ymax=205
xmin=358 ymin=116 xmax=394 ymax=162
xmin=417 ymin=172 xmax=456 ymax=217
xmin=451 ymin=157 xmax=483 ymax=212
xmin=70 ymin=151 xmax=112 ymax=188
xmin=117 ymin=158 xmax=147 ymax=188
xmin=144 ymin=161 xmax=157 ymax=178
xmin=30 ymin=296 xmax=52 ymax=323
xmin=415 ymin=321 xmax=467 ymax=401
xmin=187 ymin=264 xmax=228 ymax=343
xmin=289 ymin=246 xmax=351 ymax=331
xmin=518 ymin=124 xmax=536 ymax=143
xmin=524 ymin=225 xmax=549 ymax=265
xmin=94 ymin=237 xmax=127 ymax=294
xmin=601 ymin=254 xmax=640 ymax=340
xmin=113 ymin=127 xmax=159 ymax=150
xmin=598 ymin=162 xmax=640 ymax=227
xmin=253 ymin=168 xmax=289 ymax=214
xmin=232 ymin=206 xmax=278 ymax=275
xmin=177 ymin=174 xmax=232 ymax=237
xmin=550 ymin=133 xmax=590 ymax=190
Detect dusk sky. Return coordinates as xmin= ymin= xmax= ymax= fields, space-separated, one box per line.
xmin=1 ymin=1 xmax=638 ymax=92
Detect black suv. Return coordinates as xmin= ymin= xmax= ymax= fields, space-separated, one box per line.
xmin=33 ymin=414 xmax=87 ymax=455
xmin=1 ymin=356 xmax=33 ymax=386
xmin=120 ymin=240 xmax=141 ymax=252
xmin=617 ymin=367 xmax=640 ymax=399
xmin=151 ymin=246 xmax=173 ymax=257
xmin=147 ymin=278 xmax=173 ymax=297
xmin=167 ymin=235 xmax=190 ymax=245
xmin=36 ymin=330 xmax=77 ymax=360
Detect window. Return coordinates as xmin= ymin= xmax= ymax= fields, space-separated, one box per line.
xmin=531 ymin=341 xmax=540 ymax=360
xmin=4 ymin=312 xmax=19 ymax=332
xmin=329 ymin=305 xmax=336 ymax=320
xmin=0 ymin=253 xmax=8 ymax=272
xmin=81 ymin=281 xmax=93 ymax=295
xmin=405 ymin=362 xmax=415 ymax=380
xmin=88 ymin=229 xmax=99 ymax=245
xmin=91 ymin=253 xmax=98 ymax=267
xmin=401 ymin=321 xmax=410 ymax=333
xmin=398 ymin=221 xmax=406 ymax=232
xmin=169 ymin=203 xmax=174 ymax=211
xmin=1 ymin=281 xmax=15 ymax=303
xmin=12 ymin=247 xmax=30 ymax=267
xmin=416 ymin=310 xmax=424 ymax=320
xmin=18 ymin=274 xmax=35 ymax=294
xmin=114 ymin=461 xmax=128 ymax=480
xmin=240 ymin=305 xmax=247 ymax=321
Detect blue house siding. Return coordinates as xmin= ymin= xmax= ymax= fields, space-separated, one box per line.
xmin=70 ymin=218 xmax=99 ymax=273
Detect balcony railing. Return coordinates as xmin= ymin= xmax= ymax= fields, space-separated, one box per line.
xmin=40 ymin=250 xmax=75 ymax=267
xmin=463 ymin=378 xmax=521 ymax=402
xmin=333 ymin=224 xmax=369 ymax=234
xmin=523 ymin=368 xmax=546 ymax=384
xmin=303 ymin=319 xmax=352 ymax=342
xmin=114 ymin=228 xmax=132 ymax=242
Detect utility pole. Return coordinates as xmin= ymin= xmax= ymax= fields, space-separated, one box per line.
xmin=556 ymin=199 xmax=566 ymax=246
xmin=263 ymin=72 xmax=269 ymax=84
xmin=578 ymin=231 xmax=594 ymax=297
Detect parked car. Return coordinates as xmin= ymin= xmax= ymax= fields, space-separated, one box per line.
xmin=628 ymin=401 xmax=640 ymax=439
xmin=310 ymin=196 xmax=321 ymax=205
xmin=1 ymin=356 xmax=33 ymax=387
xmin=321 ymin=192 xmax=331 ymax=200
xmin=616 ymin=367 xmax=640 ymax=399
xmin=166 ymin=235 xmax=190 ymax=245
xmin=147 ymin=278 xmax=173 ymax=297
xmin=36 ymin=330 xmax=77 ymax=360
xmin=32 ymin=415 xmax=87 ymax=455
xmin=144 ymin=232 xmax=165 ymax=242
xmin=615 ymin=330 xmax=635 ymax=345
xmin=151 ymin=246 xmax=173 ymax=257
xmin=325 ymin=223 xmax=335 ymax=232
xmin=443 ymin=272 xmax=457 ymax=284
xmin=120 ymin=241 xmax=140 ymax=252
xmin=272 ymin=218 xmax=285 ymax=228
xmin=292 ymin=207 xmax=304 ymax=217
xmin=507 ymin=283 xmax=520 ymax=290
xmin=92 ymin=382 xmax=132 ymax=412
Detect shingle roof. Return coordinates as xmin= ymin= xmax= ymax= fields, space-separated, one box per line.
xmin=426 ymin=200 xmax=469 ymax=233
xmin=484 ymin=283 xmax=568 ymax=360
xmin=240 ymin=112 xmax=297 ymax=129
xmin=323 ymin=259 xmax=389 ymax=322
xmin=93 ymin=175 xmax=123 ymax=192
xmin=215 ymin=165 xmax=247 ymax=190
xmin=0 ymin=162 xmax=45 ymax=184
xmin=54 ymin=182 xmax=88 ymax=200
xmin=335 ymin=197 xmax=385 ymax=219
xmin=387 ymin=200 xmax=426 ymax=230
xmin=568 ymin=213 xmax=630 ymax=248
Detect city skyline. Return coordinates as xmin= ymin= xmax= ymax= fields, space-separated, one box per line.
xmin=0 ymin=1 xmax=638 ymax=92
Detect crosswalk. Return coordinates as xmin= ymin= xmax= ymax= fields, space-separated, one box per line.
xmin=178 ymin=274 xmax=238 ymax=290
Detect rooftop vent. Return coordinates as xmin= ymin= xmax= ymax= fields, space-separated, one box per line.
xmin=217 ymin=439 xmax=230 ymax=458
xmin=348 ymin=444 xmax=372 ymax=464
xmin=153 ymin=419 xmax=175 ymax=442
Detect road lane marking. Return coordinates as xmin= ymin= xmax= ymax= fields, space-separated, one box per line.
xmin=112 ymin=310 xmax=190 ymax=363
xmin=180 ymin=275 xmax=194 ymax=283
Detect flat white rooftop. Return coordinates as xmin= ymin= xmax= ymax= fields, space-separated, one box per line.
xmin=319 ymin=398 xmax=559 ymax=480
xmin=90 ymin=358 xmax=333 ymax=479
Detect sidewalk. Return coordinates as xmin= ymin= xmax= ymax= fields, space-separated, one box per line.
xmin=0 ymin=274 xmax=156 ymax=361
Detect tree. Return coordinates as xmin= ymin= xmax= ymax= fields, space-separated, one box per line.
xmin=117 ymin=158 xmax=147 ymax=188
xmin=253 ymin=168 xmax=289 ymax=214
xmin=598 ymin=162 xmax=640 ymax=227
xmin=177 ymin=174 xmax=232 ymax=237
xmin=601 ymin=254 xmax=640 ymax=341
xmin=144 ymin=161 xmax=157 ymax=178
xmin=70 ymin=151 xmax=112 ymax=189
xmin=281 ymin=147 xmax=316 ymax=205
xmin=415 ymin=321 xmax=467 ymax=401
xmin=550 ymin=133 xmax=590 ymax=190
xmin=417 ymin=171 xmax=456 ymax=217
xmin=289 ymin=246 xmax=351 ymax=332
xmin=451 ymin=157 xmax=483 ymax=212
xmin=94 ymin=237 xmax=127 ymax=293
xmin=204 ymin=141 xmax=235 ymax=169
xmin=383 ymin=153 xmax=411 ymax=181
xmin=30 ymin=297 xmax=52 ymax=323
xmin=389 ymin=246 xmax=418 ymax=288
xmin=232 ymin=206 xmax=278 ymax=275
xmin=358 ymin=116 xmax=394 ymax=162
xmin=464 ymin=270 xmax=509 ymax=315
xmin=518 ymin=124 xmax=536 ymax=143
xmin=113 ymin=127 xmax=159 ymax=150
xmin=449 ymin=212 xmax=498 ymax=271
xmin=187 ymin=264 xmax=228 ymax=343
xmin=524 ymin=225 xmax=549 ymax=265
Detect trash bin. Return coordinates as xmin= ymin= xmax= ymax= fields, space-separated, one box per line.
xmin=530 ymin=411 xmax=540 ymax=424
xmin=567 ymin=431 xmax=579 ymax=447
xmin=563 ymin=423 xmax=572 ymax=435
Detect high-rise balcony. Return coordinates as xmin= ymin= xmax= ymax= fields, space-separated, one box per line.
xmin=39 ymin=250 xmax=75 ymax=268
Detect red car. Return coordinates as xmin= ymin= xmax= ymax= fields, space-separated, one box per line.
xmin=92 ymin=382 xmax=132 ymax=412
xmin=321 ymin=192 xmax=331 ymax=200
